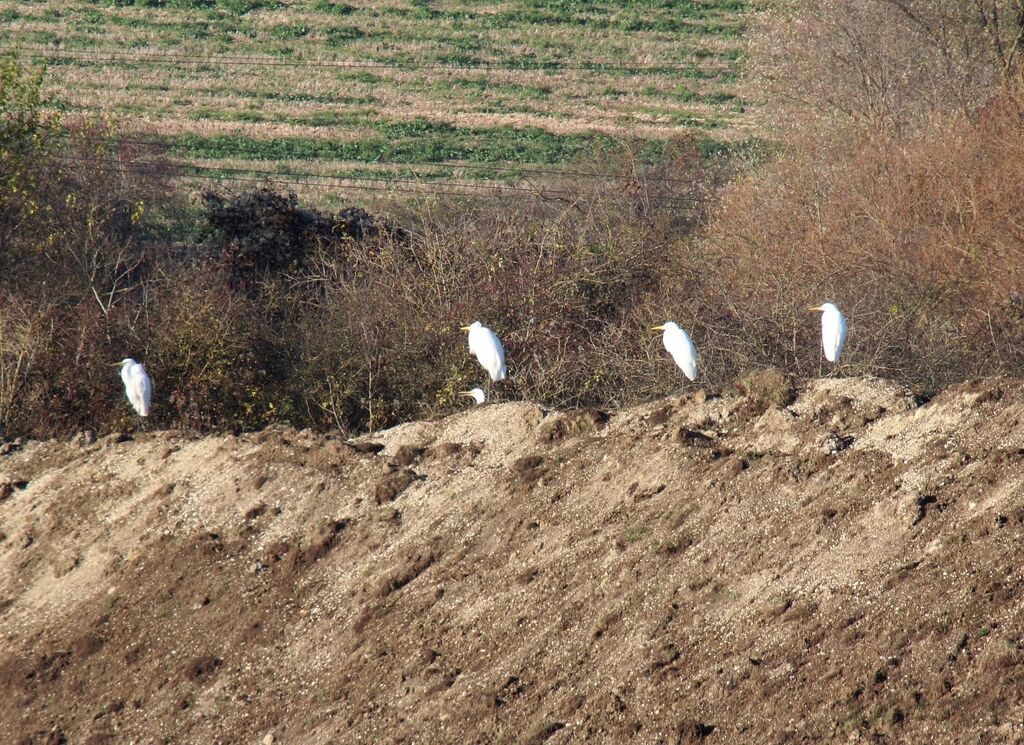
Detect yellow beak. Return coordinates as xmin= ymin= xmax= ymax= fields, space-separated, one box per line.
xmin=458 ymin=391 xmax=476 ymax=398
xmin=807 ymin=305 xmax=823 ymax=312
xmin=459 ymin=325 xmax=471 ymax=332
xmin=651 ymin=325 xmax=666 ymax=331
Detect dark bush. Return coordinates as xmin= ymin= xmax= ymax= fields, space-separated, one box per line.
xmin=200 ymin=188 xmax=381 ymax=284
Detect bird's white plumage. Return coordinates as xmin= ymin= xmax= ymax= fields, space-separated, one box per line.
xmin=817 ymin=303 xmax=848 ymax=363
xmin=464 ymin=321 xmax=507 ymax=382
xmin=462 ymin=388 xmax=486 ymax=404
xmin=118 ymin=358 xmax=152 ymax=417
xmin=657 ymin=321 xmax=699 ymax=382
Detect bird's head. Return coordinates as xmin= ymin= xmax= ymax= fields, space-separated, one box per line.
xmin=459 ymin=388 xmax=486 ymax=404
xmin=651 ymin=321 xmax=677 ymax=332
xmin=460 ymin=321 xmax=481 ymax=333
xmin=113 ymin=358 xmax=135 ymax=368
xmin=808 ymin=303 xmax=839 ymax=314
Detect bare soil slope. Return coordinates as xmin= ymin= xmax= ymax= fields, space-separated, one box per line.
xmin=2 ymin=376 xmax=1024 ymax=744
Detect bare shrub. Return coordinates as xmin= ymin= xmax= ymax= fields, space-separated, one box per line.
xmin=292 ymin=151 xmax=714 ymax=431
xmin=751 ymin=0 xmax=1024 ymax=138
xmin=0 ymin=299 xmax=136 ymax=439
xmin=141 ymin=272 xmax=289 ymax=432
xmin=693 ymin=94 xmax=1024 ymax=390
xmin=0 ymin=296 xmax=54 ymax=436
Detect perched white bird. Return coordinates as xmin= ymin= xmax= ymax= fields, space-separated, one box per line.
xmin=459 ymin=388 xmax=486 ymax=405
xmin=116 ymin=358 xmax=152 ymax=418
xmin=460 ymin=322 xmax=507 ymax=382
xmin=652 ymin=322 xmax=699 ymax=382
xmin=809 ymin=303 xmax=848 ymax=363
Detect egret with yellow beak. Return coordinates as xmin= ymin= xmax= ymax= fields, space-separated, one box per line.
xmin=460 ymin=322 xmax=507 ymax=382
xmin=652 ymin=322 xmax=698 ymax=382
xmin=459 ymin=388 xmax=486 ymax=405
xmin=808 ymin=303 xmax=848 ymax=363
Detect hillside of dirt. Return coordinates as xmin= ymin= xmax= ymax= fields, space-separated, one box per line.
xmin=2 ymin=376 xmax=1024 ymax=744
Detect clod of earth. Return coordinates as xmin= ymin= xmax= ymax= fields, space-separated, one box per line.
xmin=374 ymin=467 xmax=420 ymax=503
xmin=537 ymin=408 xmax=609 ymax=443
xmin=390 ymin=445 xmax=425 ymax=467
xmin=671 ymin=427 xmax=715 ymax=447
xmin=351 ymin=441 xmax=385 ymax=454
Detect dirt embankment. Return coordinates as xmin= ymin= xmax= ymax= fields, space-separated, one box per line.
xmin=2 ymin=376 xmax=1024 ymax=744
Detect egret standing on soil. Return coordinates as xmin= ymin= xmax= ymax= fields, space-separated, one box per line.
xmin=809 ymin=303 xmax=848 ymax=363
xmin=461 ymin=321 xmax=507 ymax=384
xmin=652 ymin=322 xmax=699 ymax=382
xmin=116 ymin=358 xmax=152 ymax=425
xmin=459 ymin=388 xmax=486 ymax=405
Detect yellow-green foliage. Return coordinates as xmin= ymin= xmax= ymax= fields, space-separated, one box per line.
xmin=1 ymin=53 xmax=60 ymax=273
xmin=144 ymin=279 xmax=285 ymax=432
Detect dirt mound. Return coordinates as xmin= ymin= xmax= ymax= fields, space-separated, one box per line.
xmin=2 ymin=377 xmax=1024 ymax=743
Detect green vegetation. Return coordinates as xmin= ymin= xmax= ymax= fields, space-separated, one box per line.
xmin=0 ymin=0 xmax=750 ymax=201
xmin=169 ymin=122 xmax=613 ymax=163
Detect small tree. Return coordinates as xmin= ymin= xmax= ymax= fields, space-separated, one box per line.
xmin=0 ymin=51 xmax=59 ymax=280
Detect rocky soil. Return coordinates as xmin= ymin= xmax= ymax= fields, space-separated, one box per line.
xmin=2 ymin=376 xmax=1024 ymax=744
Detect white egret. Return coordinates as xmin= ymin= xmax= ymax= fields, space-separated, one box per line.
xmin=652 ymin=322 xmax=698 ymax=382
xmin=116 ymin=358 xmax=152 ymax=419
xmin=459 ymin=388 xmax=486 ymax=405
xmin=460 ymin=322 xmax=507 ymax=382
xmin=809 ymin=303 xmax=848 ymax=363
